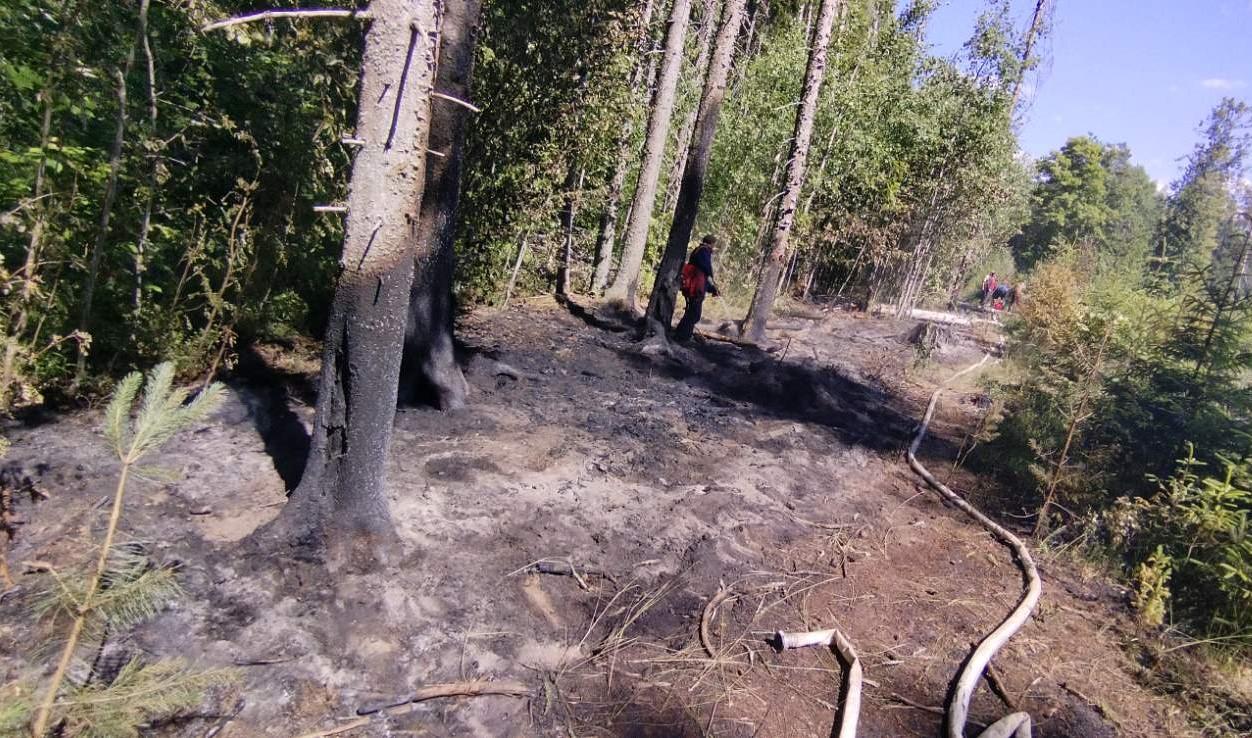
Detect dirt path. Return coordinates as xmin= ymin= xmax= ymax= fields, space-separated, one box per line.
xmin=0 ymin=299 xmax=1207 ymax=736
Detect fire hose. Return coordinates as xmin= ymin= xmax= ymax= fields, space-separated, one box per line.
xmin=777 ymin=354 xmax=1040 ymax=738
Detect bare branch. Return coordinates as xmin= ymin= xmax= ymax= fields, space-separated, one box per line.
xmin=431 ymin=91 xmax=482 ymax=113
xmin=202 ymin=8 xmax=369 ymax=33
xmin=313 ymin=205 xmax=348 ymax=213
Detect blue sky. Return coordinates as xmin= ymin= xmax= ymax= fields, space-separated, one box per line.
xmin=925 ymin=0 xmax=1252 ymax=189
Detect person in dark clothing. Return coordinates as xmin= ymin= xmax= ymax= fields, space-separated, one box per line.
xmin=991 ymin=283 xmax=1011 ymax=310
xmin=675 ymin=235 xmax=720 ymax=341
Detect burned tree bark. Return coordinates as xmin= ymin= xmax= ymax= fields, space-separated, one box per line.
xmin=276 ymin=0 xmax=439 ymax=561
xmin=604 ymin=0 xmax=693 ymax=309
xmin=398 ymin=0 xmax=482 ymax=411
xmin=643 ymin=0 xmax=747 ymax=337
xmin=742 ymin=0 xmax=839 ymax=344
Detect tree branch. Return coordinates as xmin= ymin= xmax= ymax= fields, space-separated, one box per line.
xmin=202 ymin=8 xmax=370 ymax=33
xmin=431 ymin=91 xmax=482 ymax=113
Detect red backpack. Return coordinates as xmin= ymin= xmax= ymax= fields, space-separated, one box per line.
xmin=680 ymin=263 xmax=706 ymax=298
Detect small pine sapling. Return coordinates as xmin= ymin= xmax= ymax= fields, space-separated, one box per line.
xmin=25 ymin=363 xmax=237 ymax=737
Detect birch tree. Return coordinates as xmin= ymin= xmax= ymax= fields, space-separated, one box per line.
xmin=604 ymin=0 xmax=693 ymax=309
xmin=643 ymin=0 xmax=747 ymax=336
xmin=591 ymin=0 xmax=659 ymax=292
xmin=742 ymin=0 xmax=839 ymax=344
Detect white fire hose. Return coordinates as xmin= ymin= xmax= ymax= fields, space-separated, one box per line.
xmin=908 ymin=355 xmax=1039 ymax=738
xmin=773 ymin=355 xmax=1038 ymax=738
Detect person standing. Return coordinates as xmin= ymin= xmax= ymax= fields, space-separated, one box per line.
xmin=675 ymin=235 xmax=720 ymax=341
xmin=981 ymin=271 xmax=998 ymax=308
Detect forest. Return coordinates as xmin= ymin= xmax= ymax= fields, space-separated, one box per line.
xmin=1 ymin=0 xmax=1251 ymax=736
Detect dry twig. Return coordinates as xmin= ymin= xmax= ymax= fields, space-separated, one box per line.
xmin=700 ymin=587 xmax=735 ymax=659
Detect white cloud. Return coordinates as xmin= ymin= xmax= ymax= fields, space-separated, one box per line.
xmin=1155 ymin=179 xmax=1169 ymax=194
xmin=1201 ymin=78 xmax=1246 ymax=90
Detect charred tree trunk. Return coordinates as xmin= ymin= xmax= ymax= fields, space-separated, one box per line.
xmin=604 ymin=0 xmax=693 ymax=309
xmin=660 ymin=0 xmax=720 ymax=215
xmin=591 ymin=0 xmax=658 ymax=292
xmin=643 ymin=0 xmax=747 ymax=337
xmin=398 ymin=0 xmax=482 ymax=411
xmin=275 ymin=0 xmax=439 ymax=563
xmin=742 ymin=0 xmax=838 ymax=344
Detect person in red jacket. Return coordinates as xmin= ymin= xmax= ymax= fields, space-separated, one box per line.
xmin=675 ymin=235 xmax=720 ymax=341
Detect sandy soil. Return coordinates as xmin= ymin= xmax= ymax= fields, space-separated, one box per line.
xmin=0 ymin=297 xmax=1239 ymax=736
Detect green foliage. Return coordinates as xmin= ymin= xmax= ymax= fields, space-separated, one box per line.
xmin=1011 ymin=136 xmax=1164 ymax=272
xmin=33 ymin=545 xmax=181 ymax=635
xmin=114 ymin=362 xmax=225 ymax=462
xmin=987 ymin=98 xmax=1252 ymax=645
xmin=1 ymin=0 xmax=358 ymax=407
xmin=455 ymin=0 xmax=636 ymax=303
xmin=1112 ymin=451 xmax=1252 ymax=639
xmin=0 ymin=682 xmax=34 ymax=735
xmin=1155 ymin=99 xmax=1251 ymax=280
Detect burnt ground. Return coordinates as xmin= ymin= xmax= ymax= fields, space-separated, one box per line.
xmin=1 ymin=296 xmax=1246 ymax=737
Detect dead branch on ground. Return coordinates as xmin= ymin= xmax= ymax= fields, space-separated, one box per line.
xmin=355 ymin=679 xmax=530 ymax=716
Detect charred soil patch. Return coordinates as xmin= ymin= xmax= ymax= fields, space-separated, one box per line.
xmin=0 ymin=298 xmax=1231 ymax=736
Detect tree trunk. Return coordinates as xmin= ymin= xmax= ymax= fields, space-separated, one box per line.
xmin=0 ymin=88 xmax=54 ymax=408
xmin=276 ymin=0 xmax=439 ymax=563
xmin=133 ymin=0 xmax=156 ymax=315
xmin=742 ymin=0 xmax=838 ymax=344
xmin=604 ymin=0 xmax=693 ymax=309
xmin=557 ymin=167 xmax=584 ymax=296
xmin=591 ymin=0 xmax=658 ymax=292
xmin=1010 ymin=0 xmax=1048 ymax=112
xmin=398 ymin=0 xmax=482 ymax=411
xmin=502 ymin=232 xmax=529 ymax=307
xmin=660 ymin=0 xmax=720 ymax=215
xmin=75 ymin=66 xmax=135 ymax=386
xmin=643 ymin=0 xmax=747 ymax=337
